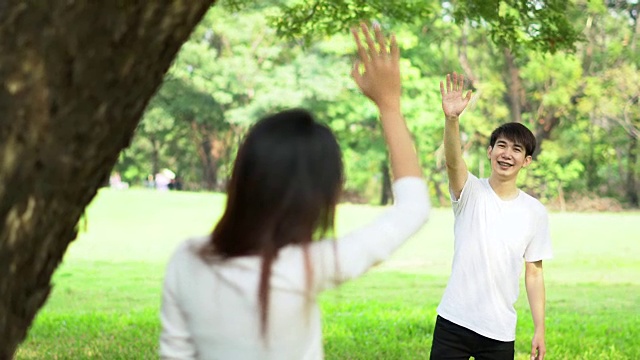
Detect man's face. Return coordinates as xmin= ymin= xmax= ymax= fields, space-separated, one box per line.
xmin=487 ymin=136 xmax=532 ymax=180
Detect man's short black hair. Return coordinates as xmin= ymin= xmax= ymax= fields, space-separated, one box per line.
xmin=489 ymin=122 xmax=537 ymax=157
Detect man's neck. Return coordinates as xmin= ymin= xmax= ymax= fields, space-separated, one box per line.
xmin=488 ymin=175 xmax=519 ymax=200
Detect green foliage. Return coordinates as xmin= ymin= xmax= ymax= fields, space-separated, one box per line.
xmin=455 ymin=0 xmax=583 ymax=54
xmin=523 ymin=149 xmax=585 ymax=203
xmin=116 ymin=0 xmax=640 ymax=206
xmin=120 ymin=5 xmax=354 ymax=189
xmin=522 ymin=52 xmax=582 ymax=108
xmin=259 ymin=0 xmax=581 ymax=53
xmin=269 ymin=0 xmax=433 ymax=44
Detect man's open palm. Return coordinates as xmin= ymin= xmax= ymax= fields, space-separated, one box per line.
xmin=440 ymin=72 xmax=472 ymax=118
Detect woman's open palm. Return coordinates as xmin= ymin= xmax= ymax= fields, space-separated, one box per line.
xmin=440 ymin=72 xmax=472 ymax=118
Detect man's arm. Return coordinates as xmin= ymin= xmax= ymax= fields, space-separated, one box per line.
xmin=525 ymin=260 xmax=547 ymax=360
xmin=440 ymin=73 xmax=472 ymax=199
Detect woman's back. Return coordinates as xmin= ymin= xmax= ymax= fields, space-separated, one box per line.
xmin=160 ymin=177 xmax=429 ymax=359
xmin=161 ymin=237 xmax=324 ymax=360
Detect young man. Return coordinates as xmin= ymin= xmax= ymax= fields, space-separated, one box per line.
xmin=430 ymin=72 xmax=553 ymax=360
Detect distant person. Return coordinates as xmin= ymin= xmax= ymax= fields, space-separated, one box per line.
xmin=109 ymin=172 xmax=128 ymax=190
xmin=145 ymin=174 xmax=155 ymax=189
xmin=169 ymin=177 xmax=183 ymax=191
xmin=429 ymin=72 xmax=553 ymax=360
xmin=159 ymin=23 xmax=430 ymax=359
xmin=155 ymin=172 xmax=170 ymax=191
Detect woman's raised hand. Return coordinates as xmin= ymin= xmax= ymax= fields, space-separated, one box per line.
xmin=351 ymin=23 xmax=401 ymax=111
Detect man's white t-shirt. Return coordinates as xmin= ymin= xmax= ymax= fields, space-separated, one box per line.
xmin=436 ymin=172 xmax=553 ymax=342
xmin=160 ymin=177 xmax=430 ymax=360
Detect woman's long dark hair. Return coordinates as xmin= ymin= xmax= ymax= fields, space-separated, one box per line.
xmin=200 ymin=109 xmax=343 ymax=336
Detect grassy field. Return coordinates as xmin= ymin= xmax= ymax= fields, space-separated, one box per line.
xmin=16 ymin=188 xmax=640 ymax=359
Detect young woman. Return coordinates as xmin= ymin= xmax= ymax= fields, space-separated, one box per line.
xmin=160 ymin=23 xmax=430 ymax=360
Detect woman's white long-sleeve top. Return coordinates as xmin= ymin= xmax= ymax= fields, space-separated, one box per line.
xmin=160 ymin=177 xmax=430 ymax=360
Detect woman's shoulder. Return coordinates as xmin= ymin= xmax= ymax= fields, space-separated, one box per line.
xmin=169 ymin=235 xmax=210 ymax=264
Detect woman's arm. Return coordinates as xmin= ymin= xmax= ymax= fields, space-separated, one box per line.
xmin=309 ymin=24 xmax=429 ymax=292
xmin=351 ymin=22 xmax=421 ymax=180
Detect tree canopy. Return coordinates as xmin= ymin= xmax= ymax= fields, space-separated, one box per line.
xmin=225 ymin=0 xmax=583 ymax=53
xmin=119 ymin=0 xmax=639 ymax=209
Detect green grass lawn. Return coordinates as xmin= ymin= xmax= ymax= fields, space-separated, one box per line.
xmin=16 ymin=188 xmax=640 ymax=359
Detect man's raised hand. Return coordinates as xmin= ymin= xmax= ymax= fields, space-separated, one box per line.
xmin=440 ymin=72 xmax=472 ymax=119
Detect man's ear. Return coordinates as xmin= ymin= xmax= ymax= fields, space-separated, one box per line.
xmin=522 ymin=155 xmax=533 ymax=168
xmin=487 ymin=146 xmax=492 ymax=159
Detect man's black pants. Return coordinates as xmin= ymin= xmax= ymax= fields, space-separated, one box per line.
xmin=429 ymin=315 xmax=515 ymax=360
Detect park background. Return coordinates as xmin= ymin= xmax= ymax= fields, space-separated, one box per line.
xmin=9 ymin=0 xmax=640 ymax=359
xmin=111 ymin=1 xmax=639 ymax=211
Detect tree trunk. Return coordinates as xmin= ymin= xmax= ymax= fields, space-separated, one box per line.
xmin=582 ymin=15 xmax=595 ymax=74
xmin=201 ymin=136 xmax=218 ymax=190
xmin=429 ymin=175 xmax=448 ymax=207
xmin=151 ymin=137 xmax=161 ymax=180
xmin=625 ymin=3 xmax=639 ymax=207
xmin=0 ymin=1 xmax=214 ymax=357
xmin=627 ymin=133 xmax=639 ymax=207
xmin=379 ymin=160 xmax=393 ymax=205
xmin=533 ymin=111 xmax=561 ymax=159
xmin=190 ymin=121 xmax=220 ymax=191
xmin=458 ymin=22 xmax=478 ymax=88
xmin=586 ymin=115 xmax=598 ymax=191
xmin=503 ymin=48 xmax=524 ymax=124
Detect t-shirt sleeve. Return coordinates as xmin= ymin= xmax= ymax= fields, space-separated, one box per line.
xmin=524 ymin=206 xmax=553 ymax=262
xmin=309 ymin=177 xmax=430 ymax=292
xmin=159 ymin=242 xmax=197 ymax=360
xmin=450 ymin=172 xmax=480 ymax=217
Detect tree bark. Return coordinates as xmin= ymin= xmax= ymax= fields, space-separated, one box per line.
xmin=151 ymin=137 xmax=161 ymax=179
xmin=628 ymin=5 xmax=640 ymax=207
xmin=429 ymin=175 xmax=448 ymax=207
xmin=503 ymin=48 xmax=524 ymax=123
xmin=0 ymin=1 xmax=214 ymax=357
xmin=586 ymin=114 xmax=598 ymax=191
xmin=190 ymin=121 xmax=222 ymax=191
xmin=458 ymin=22 xmax=478 ymax=89
xmin=626 ymin=133 xmax=639 ymax=207
xmin=533 ymin=110 xmax=561 ymax=159
xmin=379 ymin=160 xmax=392 ymax=205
